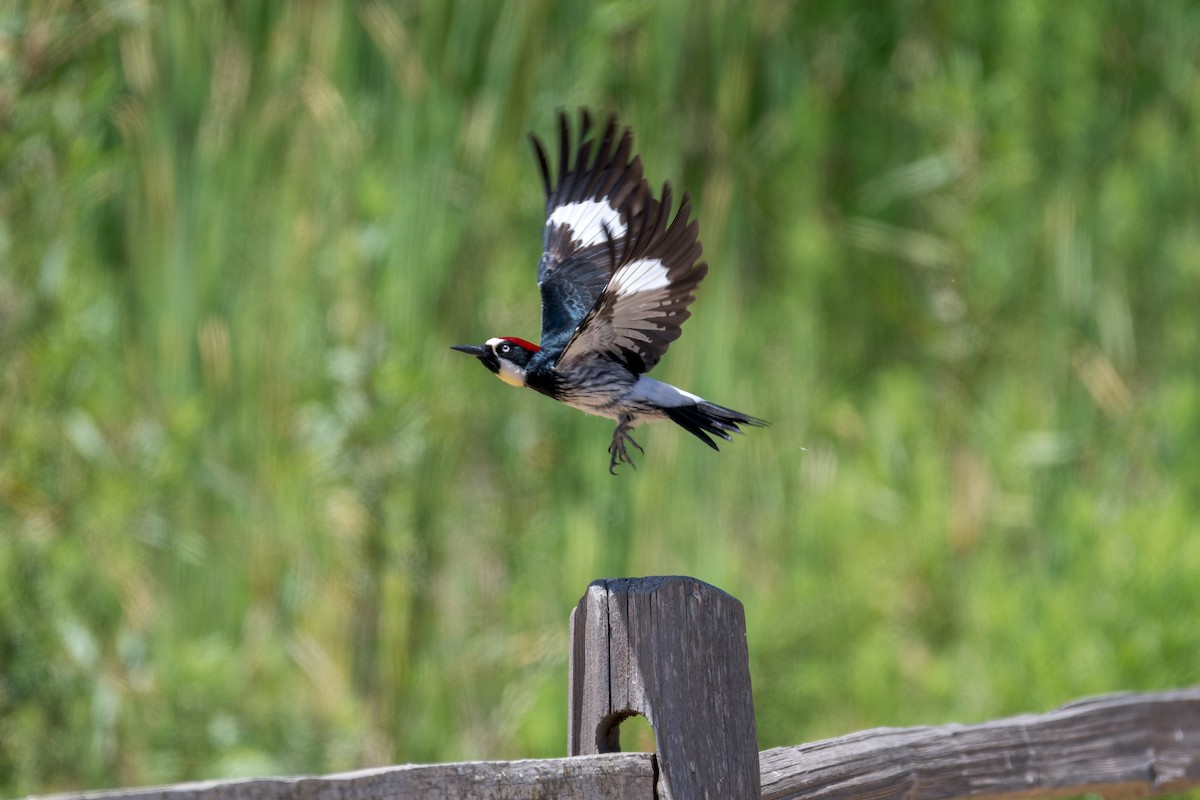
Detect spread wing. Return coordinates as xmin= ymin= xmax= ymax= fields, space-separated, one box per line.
xmin=530 ymin=110 xmax=651 ymax=350
xmin=556 ymin=183 xmax=708 ymax=375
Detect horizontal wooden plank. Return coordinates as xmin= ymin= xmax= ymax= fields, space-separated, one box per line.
xmin=38 ymin=753 xmax=656 ymax=800
xmin=37 ymin=689 xmax=1200 ymax=800
xmin=760 ymin=688 xmax=1200 ymax=800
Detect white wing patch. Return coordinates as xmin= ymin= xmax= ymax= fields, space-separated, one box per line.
xmin=548 ymin=200 xmax=626 ymax=248
xmin=610 ymin=258 xmax=669 ymax=296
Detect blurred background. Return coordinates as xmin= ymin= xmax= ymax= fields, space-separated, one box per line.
xmin=3 ymin=0 xmax=1200 ymax=794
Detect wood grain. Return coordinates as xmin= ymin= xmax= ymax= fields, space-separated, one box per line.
xmin=760 ymin=688 xmax=1200 ymax=800
xmin=37 ymin=753 xmax=656 ymax=800
xmin=569 ymin=576 xmax=760 ymax=799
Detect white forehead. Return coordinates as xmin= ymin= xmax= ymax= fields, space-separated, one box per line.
xmin=485 ymin=337 xmax=504 ymax=348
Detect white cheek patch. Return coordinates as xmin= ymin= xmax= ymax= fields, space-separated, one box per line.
xmin=610 ymin=258 xmax=669 ymax=296
xmin=547 ymin=200 xmax=626 ymax=248
xmin=497 ymin=361 xmax=526 ymax=387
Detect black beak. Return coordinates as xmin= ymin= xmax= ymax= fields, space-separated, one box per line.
xmin=451 ymin=343 xmax=489 ymax=358
xmin=451 ymin=343 xmax=500 ymax=375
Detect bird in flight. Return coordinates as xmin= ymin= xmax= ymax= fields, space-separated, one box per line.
xmin=452 ymin=109 xmax=764 ymax=473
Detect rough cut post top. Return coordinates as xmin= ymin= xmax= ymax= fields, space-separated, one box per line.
xmin=588 ymin=575 xmax=741 ymax=601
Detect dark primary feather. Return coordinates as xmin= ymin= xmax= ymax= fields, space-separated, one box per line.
xmin=557 ymin=182 xmax=708 ymax=374
xmin=530 ymin=110 xmax=650 ymax=350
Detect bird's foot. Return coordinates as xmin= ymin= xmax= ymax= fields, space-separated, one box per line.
xmin=608 ymin=418 xmax=644 ymax=474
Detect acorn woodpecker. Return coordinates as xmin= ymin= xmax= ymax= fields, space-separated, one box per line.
xmin=452 ymin=110 xmax=765 ymax=473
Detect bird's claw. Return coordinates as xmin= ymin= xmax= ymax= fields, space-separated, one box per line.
xmin=608 ymin=420 xmax=643 ymax=474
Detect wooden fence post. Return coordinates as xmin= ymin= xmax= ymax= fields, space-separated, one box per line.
xmin=568 ymin=576 xmax=760 ymax=799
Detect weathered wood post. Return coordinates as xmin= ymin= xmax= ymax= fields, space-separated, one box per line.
xmin=568 ymin=576 xmax=760 ymax=799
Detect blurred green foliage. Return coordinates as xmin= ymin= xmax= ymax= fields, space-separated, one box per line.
xmin=2 ymin=0 xmax=1199 ymax=794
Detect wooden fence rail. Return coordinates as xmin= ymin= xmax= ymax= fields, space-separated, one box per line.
xmin=35 ymin=577 xmax=1200 ymax=800
xmin=760 ymin=689 xmax=1200 ymax=800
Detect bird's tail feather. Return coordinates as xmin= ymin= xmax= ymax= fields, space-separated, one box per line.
xmin=664 ymin=402 xmax=767 ymax=451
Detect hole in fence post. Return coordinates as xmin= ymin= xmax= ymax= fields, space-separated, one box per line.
xmin=619 ymin=713 xmax=657 ymax=753
xmin=597 ymin=710 xmax=657 ymax=753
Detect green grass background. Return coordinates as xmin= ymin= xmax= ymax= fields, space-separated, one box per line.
xmin=3 ymin=0 xmax=1200 ymax=794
